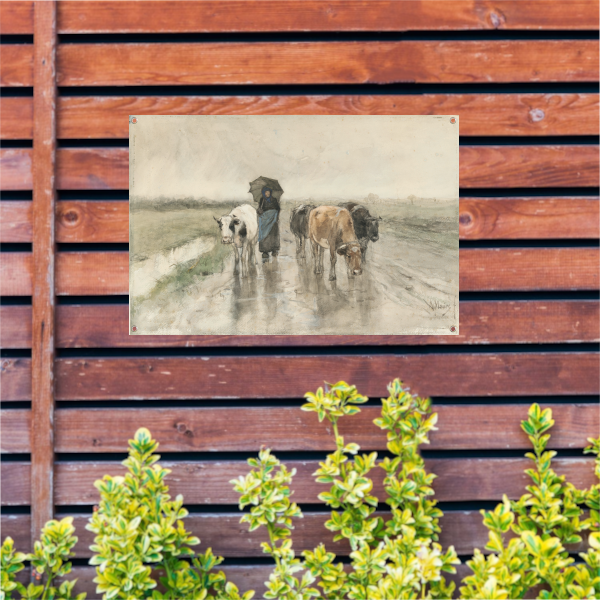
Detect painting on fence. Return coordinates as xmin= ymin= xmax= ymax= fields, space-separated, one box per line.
xmin=129 ymin=115 xmax=459 ymax=335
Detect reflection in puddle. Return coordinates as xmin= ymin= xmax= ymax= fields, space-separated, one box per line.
xmin=131 ymin=237 xmax=215 ymax=297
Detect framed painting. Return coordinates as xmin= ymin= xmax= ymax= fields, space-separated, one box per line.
xmin=129 ymin=115 xmax=459 ymax=335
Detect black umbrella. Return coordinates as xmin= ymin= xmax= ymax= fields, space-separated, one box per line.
xmin=248 ymin=176 xmax=284 ymax=203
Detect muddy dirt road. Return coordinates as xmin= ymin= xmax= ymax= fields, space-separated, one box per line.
xmin=131 ymin=206 xmax=458 ymax=336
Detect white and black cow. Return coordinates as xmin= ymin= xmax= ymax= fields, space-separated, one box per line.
xmin=213 ymin=204 xmax=258 ymax=277
xmin=289 ymin=203 xmax=316 ymax=258
xmin=339 ymin=202 xmax=381 ymax=262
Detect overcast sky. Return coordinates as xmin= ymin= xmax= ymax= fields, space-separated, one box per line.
xmin=130 ymin=115 xmax=458 ymax=201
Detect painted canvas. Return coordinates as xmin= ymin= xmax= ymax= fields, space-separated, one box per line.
xmin=129 ymin=115 xmax=459 ymax=335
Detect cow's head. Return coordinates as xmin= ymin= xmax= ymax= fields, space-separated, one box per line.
xmin=366 ymin=216 xmax=381 ymax=242
xmin=337 ymin=241 xmax=363 ymax=276
xmin=214 ymin=215 xmax=246 ymax=245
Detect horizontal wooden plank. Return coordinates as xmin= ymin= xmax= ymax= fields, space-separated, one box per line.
xmin=0 ymin=97 xmax=32 ymax=139
xmin=1 ymin=463 xmax=29 ymax=504
xmin=0 ymin=45 xmax=32 ymax=87
xmin=5 ymin=147 xmax=598 ymax=191
xmin=56 ymin=41 xmax=599 ymax=86
xmin=3 ymin=301 xmax=598 ymax=349
xmin=0 ymin=253 xmax=31 ymax=295
xmin=2 ymin=404 xmax=594 ymax=454
xmin=0 ymin=1 xmax=32 ymax=34
xmin=59 ymin=1 xmax=600 ymax=33
xmin=44 ymin=300 xmax=600 ymax=347
xmin=0 ymin=409 xmax=30 ymax=453
xmin=0 ymin=306 xmax=32 ymax=349
xmin=51 ymin=354 xmax=599 ymax=400
xmin=2 ymin=457 xmax=593 ymax=505
xmin=5 ymin=1 xmax=600 ymax=34
xmin=56 ymin=200 xmax=128 ymax=243
xmin=56 ymin=251 xmax=128 ymax=295
xmin=56 ymin=147 xmax=128 ymax=191
xmin=459 ymin=197 xmax=600 ymax=239
xmin=0 ymin=200 xmax=31 ymax=242
xmin=2 ymin=515 xmax=28 ymax=550
xmin=0 ymin=149 xmax=32 ymax=190
xmin=2 ymin=248 xmax=598 ymax=296
xmin=0 ymin=358 xmax=31 ymax=402
xmin=460 ymin=248 xmax=599 ymax=291
xmin=67 ymin=511 xmax=492 ymax=558
xmin=2 ymin=509 xmax=588 ymax=560
xmin=74 ymin=249 xmax=600 ymax=293
xmin=53 ymin=93 xmax=600 ymax=138
xmin=460 ymin=145 xmax=599 ymax=188
xmin=5 ymin=197 xmax=597 ymax=243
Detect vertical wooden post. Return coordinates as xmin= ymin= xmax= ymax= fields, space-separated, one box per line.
xmin=31 ymin=0 xmax=57 ymax=547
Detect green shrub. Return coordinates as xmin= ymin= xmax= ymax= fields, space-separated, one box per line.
xmin=87 ymin=427 xmax=251 ymax=600
xmin=233 ymin=380 xmax=459 ymax=600
xmin=1 ymin=380 xmax=598 ymax=600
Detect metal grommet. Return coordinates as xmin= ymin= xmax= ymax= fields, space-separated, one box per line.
xmin=130 ymin=116 xmax=137 ymax=124
xmin=450 ymin=117 xmax=456 ymax=124
xmin=450 ymin=326 xmax=456 ymax=332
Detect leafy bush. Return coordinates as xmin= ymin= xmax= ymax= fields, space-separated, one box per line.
xmin=1 ymin=380 xmax=598 ymax=600
xmin=232 ymin=380 xmax=459 ymax=600
xmin=87 ymin=427 xmax=252 ymax=600
xmin=1 ymin=517 xmax=83 ymax=600
xmin=460 ymin=404 xmax=600 ymax=600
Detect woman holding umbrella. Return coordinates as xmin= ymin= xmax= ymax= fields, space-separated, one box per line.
xmin=249 ymin=176 xmax=284 ymax=262
xmin=257 ymin=186 xmax=280 ymax=261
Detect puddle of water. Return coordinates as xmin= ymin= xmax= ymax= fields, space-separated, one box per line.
xmin=131 ymin=237 xmax=215 ymax=297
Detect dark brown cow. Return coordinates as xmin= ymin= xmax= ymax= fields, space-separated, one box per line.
xmin=308 ymin=206 xmax=363 ymax=281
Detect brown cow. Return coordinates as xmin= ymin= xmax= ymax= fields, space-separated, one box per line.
xmin=308 ymin=206 xmax=363 ymax=281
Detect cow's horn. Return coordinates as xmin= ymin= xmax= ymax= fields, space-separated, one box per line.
xmin=213 ymin=216 xmax=219 ymax=222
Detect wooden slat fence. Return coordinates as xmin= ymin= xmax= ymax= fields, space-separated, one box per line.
xmin=1 ymin=1 xmax=598 ymax=598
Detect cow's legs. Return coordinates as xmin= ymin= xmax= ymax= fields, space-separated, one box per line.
xmin=362 ymin=243 xmax=368 ymax=263
xmin=298 ymin=236 xmax=305 ymax=258
xmin=311 ymin=240 xmax=321 ymax=274
xmin=329 ymin=246 xmax=337 ymax=281
xmin=240 ymin=242 xmax=248 ymax=278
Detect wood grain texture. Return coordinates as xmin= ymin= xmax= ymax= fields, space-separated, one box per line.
xmin=0 ymin=149 xmax=32 ymax=190
xmin=0 ymin=358 xmax=31 ymax=402
xmin=56 ymin=41 xmax=599 ymax=86
xmin=20 ymin=563 xmax=563 ymax=599
xmin=0 ymin=44 xmax=33 ymax=86
xmin=2 ymin=515 xmax=30 ymax=550
xmin=6 ymin=198 xmax=597 ymax=243
xmin=2 ymin=457 xmax=594 ymax=505
xmin=5 ymin=1 xmax=600 ymax=33
xmin=1 ymin=409 xmax=30 ymax=453
xmin=0 ymin=97 xmax=33 ymax=139
xmin=52 ymin=353 xmax=600 ymax=401
xmin=0 ymin=200 xmax=32 ymax=242
xmin=1 ymin=509 xmax=588 ymax=559
xmin=52 ymin=146 xmax=600 ymax=190
xmin=54 ymin=404 xmax=600 ymax=453
xmin=459 ymin=145 xmax=599 ymax=188
xmin=459 ymin=197 xmax=600 ymax=239
xmin=1 ymin=249 xmax=595 ymax=296
xmin=56 ymin=251 xmax=128 ymax=295
xmin=56 ymin=200 xmax=128 ymax=243
xmin=1 ymin=253 xmax=32 ymax=296
xmin=0 ymin=306 xmax=32 ymax=349
xmin=70 ymin=248 xmax=592 ymax=295
xmin=0 ymin=463 xmax=30 ymax=505
xmin=31 ymin=0 xmax=58 ymax=544
xmin=55 ymin=93 xmax=600 ymax=138
xmin=3 ymin=301 xmax=598 ymax=349
xmin=459 ymin=248 xmax=599 ymax=291
xmin=0 ymin=1 xmax=33 ymax=34
xmin=56 ymin=147 xmax=128 ymax=190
